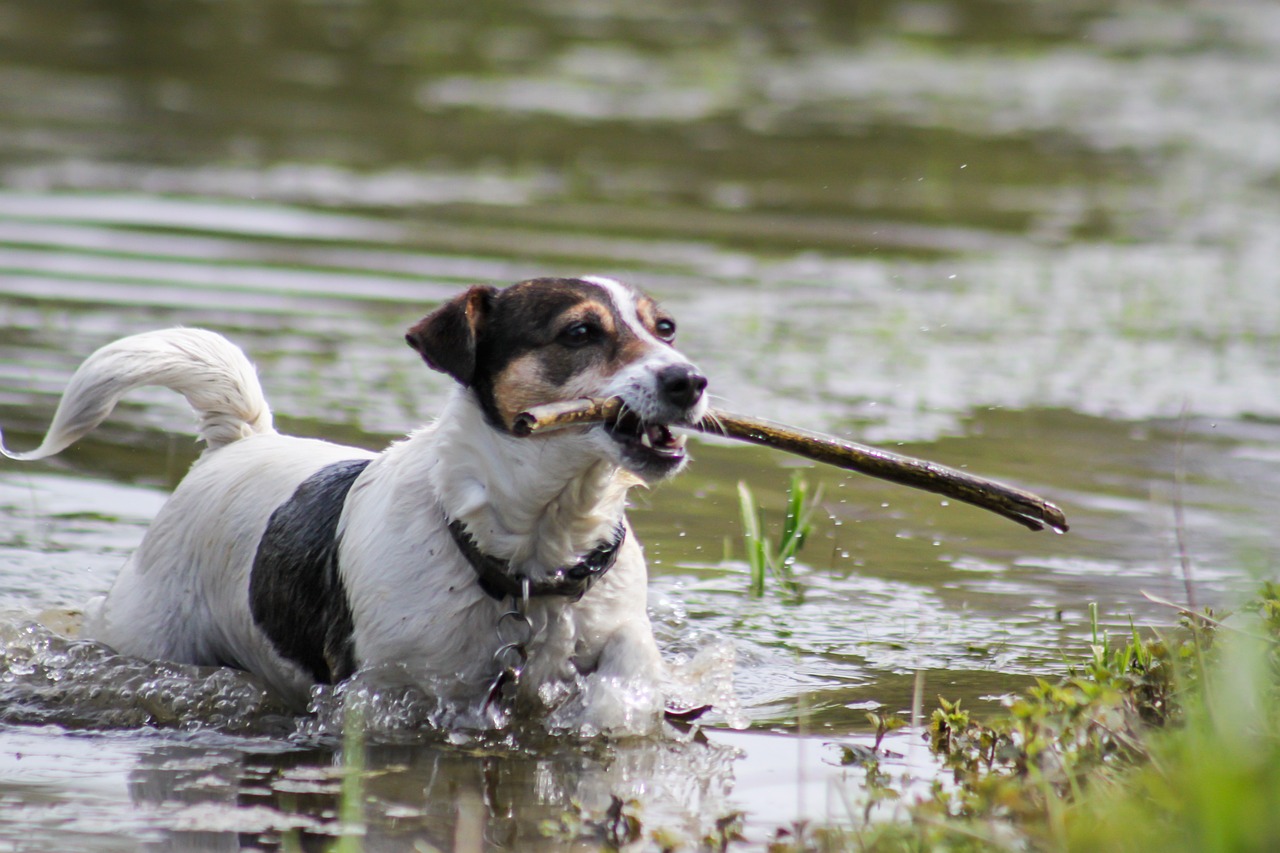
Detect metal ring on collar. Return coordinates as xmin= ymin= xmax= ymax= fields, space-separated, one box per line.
xmin=496 ymin=609 xmax=534 ymax=647
xmin=493 ymin=641 xmax=528 ymax=670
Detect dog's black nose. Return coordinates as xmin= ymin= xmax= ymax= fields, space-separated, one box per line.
xmin=657 ymin=364 xmax=707 ymax=409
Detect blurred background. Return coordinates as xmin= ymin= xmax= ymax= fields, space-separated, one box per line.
xmin=1 ymin=0 xmax=1280 ymax=846
xmin=6 ymin=0 xmax=1280 ymax=728
xmin=4 ymin=0 xmax=1278 ymax=439
xmin=5 ymin=0 xmax=1280 ymax=722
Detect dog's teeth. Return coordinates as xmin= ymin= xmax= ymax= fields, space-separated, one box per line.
xmin=640 ymin=430 xmax=653 ymax=449
xmin=672 ymin=434 xmax=687 ymax=450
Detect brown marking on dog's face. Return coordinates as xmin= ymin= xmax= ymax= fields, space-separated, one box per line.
xmin=488 ymin=353 xmax=553 ymax=426
xmin=408 ymin=276 xmax=705 ymax=477
xmin=485 ymin=289 xmax=661 ymax=426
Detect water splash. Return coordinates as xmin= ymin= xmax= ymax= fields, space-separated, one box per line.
xmin=0 ymin=620 xmax=296 ymax=734
xmin=0 ymin=614 xmax=744 ymax=743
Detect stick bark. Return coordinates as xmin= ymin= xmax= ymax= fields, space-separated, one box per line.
xmin=512 ymin=397 xmax=1069 ymax=533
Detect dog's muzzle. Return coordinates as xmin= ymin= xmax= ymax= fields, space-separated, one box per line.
xmin=604 ymin=363 xmax=707 ymax=478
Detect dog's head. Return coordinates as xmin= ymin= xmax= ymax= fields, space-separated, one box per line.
xmin=406 ymin=276 xmax=707 ymax=481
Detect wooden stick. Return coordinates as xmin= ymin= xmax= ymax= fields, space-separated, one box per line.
xmin=511 ymin=397 xmax=622 ymax=435
xmin=512 ymin=397 xmax=1068 ymax=533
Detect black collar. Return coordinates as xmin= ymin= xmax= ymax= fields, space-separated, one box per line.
xmin=447 ymin=518 xmax=627 ymax=602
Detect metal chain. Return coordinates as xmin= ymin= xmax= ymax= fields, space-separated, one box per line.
xmin=483 ymin=578 xmax=532 ymax=709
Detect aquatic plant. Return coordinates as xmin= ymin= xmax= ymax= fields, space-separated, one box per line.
xmin=827 ymin=584 xmax=1280 ymax=852
xmin=1062 ymin=586 xmax=1280 ymax=853
xmin=737 ymin=471 xmax=821 ymax=599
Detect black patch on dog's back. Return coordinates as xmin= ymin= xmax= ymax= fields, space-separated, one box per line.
xmin=249 ymin=459 xmax=371 ymax=685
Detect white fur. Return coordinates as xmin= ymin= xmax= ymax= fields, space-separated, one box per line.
xmin=3 ymin=285 xmax=703 ymax=726
xmin=0 ymin=328 xmax=272 ymax=462
xmin=585 ymin=275 xmax=709 ymax=424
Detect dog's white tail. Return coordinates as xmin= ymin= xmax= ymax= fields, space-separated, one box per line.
xmin=0 ymin=328 xmax=274 ymax=462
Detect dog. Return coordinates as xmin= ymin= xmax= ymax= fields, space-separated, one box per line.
xmin=1 ymin=276 xmax=709 ymax=725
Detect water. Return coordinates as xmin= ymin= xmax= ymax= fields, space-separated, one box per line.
xmin=2 ymin=0 xmax=1280 ymax=847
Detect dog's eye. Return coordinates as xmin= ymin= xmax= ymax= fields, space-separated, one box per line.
xmin=558 ymin=321 xmax=598 ymax=348
xmin=654 ymin=318 xmax=677 ymax=342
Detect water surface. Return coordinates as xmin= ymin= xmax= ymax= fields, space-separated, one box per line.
xmin=2 ymin=0 xmax=1279 ymax=848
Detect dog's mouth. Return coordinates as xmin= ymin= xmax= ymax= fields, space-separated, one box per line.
xmin=604 ymin=410 xmax=689 ymax=474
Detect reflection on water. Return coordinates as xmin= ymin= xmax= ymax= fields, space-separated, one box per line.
xmin=3 ymin=0 xmax=1280 ymax=847
xmin=0 ymin=620 xmax=894 ymax=849
xmin=0 ymin=697 xmax=925 ymax=851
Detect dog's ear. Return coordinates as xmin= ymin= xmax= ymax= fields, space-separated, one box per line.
xmin=406 ymin=286 xmax=497 ymax=386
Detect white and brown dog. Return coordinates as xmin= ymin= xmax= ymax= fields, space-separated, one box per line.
xmin=1 ymin=276 xmax=709 ymax=725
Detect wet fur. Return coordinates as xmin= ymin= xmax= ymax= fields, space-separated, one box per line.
xmin=0 ymin=277 xmax=708 ymax=723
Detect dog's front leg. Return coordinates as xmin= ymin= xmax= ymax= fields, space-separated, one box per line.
xmin=515 ymin=605 xmax=581 ymax=710
xmin=557 ymin=620 xmax=667 ymax=732
xmin=584 ymin=620 xmax=663 ymax=683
